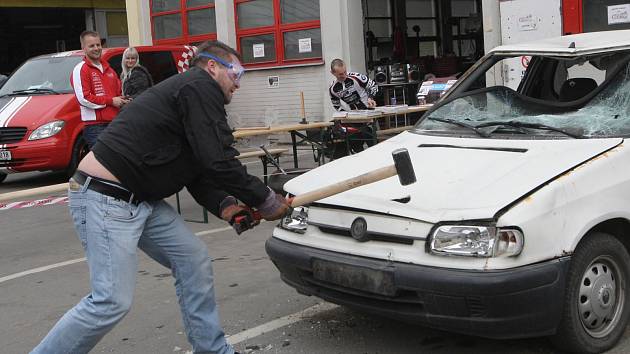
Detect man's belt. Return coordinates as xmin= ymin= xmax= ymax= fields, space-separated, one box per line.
xmin=71 ymin=170 xmax=142 ymax=205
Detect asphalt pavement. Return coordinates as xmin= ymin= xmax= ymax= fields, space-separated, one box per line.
xmin=2 ymin=150 xmax=630 ymax=354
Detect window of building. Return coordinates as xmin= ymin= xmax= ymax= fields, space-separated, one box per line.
xmin=151 ymin=0 xmax=217 ymax=45
xmin=235 ymin=0 xmax=322 ymax=67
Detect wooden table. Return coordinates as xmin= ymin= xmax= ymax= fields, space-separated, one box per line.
xmin=334 ymin=104 xmax=433 ymax=145
xmin=233 ymin=121 xmax=333 ymax=168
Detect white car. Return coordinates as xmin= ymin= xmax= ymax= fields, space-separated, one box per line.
xmin=266 ymin=30 xmax=630 ymax=354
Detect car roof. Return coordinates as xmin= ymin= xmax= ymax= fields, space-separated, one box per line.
xmin=29 ymin=45 xmax=194 ymax=61
xmin=490 ymin=29 xmax=630 ymax=56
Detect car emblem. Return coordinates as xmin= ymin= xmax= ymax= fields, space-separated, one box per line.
xmin=350 ymin=217 xmax=369 ymax=242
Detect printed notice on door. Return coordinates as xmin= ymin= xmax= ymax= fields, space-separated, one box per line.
xmin=298 ymin=38 xmax=312 ymax=53
xmin=608 ymin=4 xmax=630 ymax=24
xmin=253 ymin=43 xmax=265 ymax=58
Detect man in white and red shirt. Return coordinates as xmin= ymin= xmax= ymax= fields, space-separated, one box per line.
xmin=71 ymin=30 xmax=129 ymax=148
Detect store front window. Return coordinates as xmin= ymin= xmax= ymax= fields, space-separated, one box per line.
xmin=151 ymin=0 xmax=216 ymax=45
xmin=235 ymin=0 xmax=322 ymax=67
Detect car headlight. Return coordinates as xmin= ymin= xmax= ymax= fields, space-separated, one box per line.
xmin=280 ymin=206 xmax=308 ymax=234
xmin=28 ymin=120 xmax=65 ymax=141
xmin=429 ymin=225 xmax=523 ymax=257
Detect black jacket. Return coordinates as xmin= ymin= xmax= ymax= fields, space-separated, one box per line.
xmin=92 ymin=67 xmax=269 ymax=216
xmin=122 ymin=65 xmax=153 ymax=98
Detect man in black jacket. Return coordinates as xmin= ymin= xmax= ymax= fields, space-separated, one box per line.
xmin=31 ymin=41 xmax=287 ymax=354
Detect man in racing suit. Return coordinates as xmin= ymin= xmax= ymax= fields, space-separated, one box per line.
xmin=328 ymin=58 xmax=378 ymax=154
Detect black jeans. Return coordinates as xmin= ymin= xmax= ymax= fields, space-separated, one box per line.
xmin=83 ymin=123 xmax=109 ymax=149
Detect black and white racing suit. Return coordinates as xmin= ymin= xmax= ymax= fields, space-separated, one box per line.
xmin=329 ymin=72 xmax=379 ymax=111
xmin=328 ymin=72 xmax=379 ymax=153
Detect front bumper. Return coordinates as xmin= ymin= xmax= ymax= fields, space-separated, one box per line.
xmin=0 ymin=138 xmax=70 ymax=172
xmin=266 ymin=237 xmax=571 ymax=339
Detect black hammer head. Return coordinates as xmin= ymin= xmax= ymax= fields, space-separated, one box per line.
xmin=392 ymin=148 xmax=416 ymax=186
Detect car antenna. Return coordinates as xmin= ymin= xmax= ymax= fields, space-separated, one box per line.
xmin=568 ymin=41 xmax=576 ymax=48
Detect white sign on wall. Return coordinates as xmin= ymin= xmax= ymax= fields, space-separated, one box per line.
xmin=298 ymin=38 xmax=312 ymax=53
xmin=253 ymin=43 xmax=265 ymax=58
xmin=608 ymin=4 xmax=630 ymax=25
xmin=518 ymin=14 xmax=537 ymax=31
xmin=499 ymin=0 xmax=561 ymax=90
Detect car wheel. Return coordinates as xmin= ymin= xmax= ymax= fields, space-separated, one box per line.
xmin=551 ymin=232 xmax=630 ymax=353
xmin=0 ymin=172 xmax=6 ymax=183
xmin=65 ymin=136 xmax=89 ymax=177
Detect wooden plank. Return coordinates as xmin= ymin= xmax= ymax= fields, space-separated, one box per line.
xmin=233 ymin=121 xmax=332 ymax=138
xmin=376 ymin=126 xmax=413 ymax=136
xmin=237 ymin=148 xmax=288 ymax=159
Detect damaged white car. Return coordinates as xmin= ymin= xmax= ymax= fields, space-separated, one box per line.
xmin=266 ymin=30 xmax=630 ymax=353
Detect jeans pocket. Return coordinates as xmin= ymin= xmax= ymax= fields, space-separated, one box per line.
xmin=69 ymin=205 xmax=88 ymax=250
xmin=105 ymin=197 xmax=138 ymax=220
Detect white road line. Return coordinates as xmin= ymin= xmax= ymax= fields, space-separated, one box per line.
xmin=0 ymin=258 xmax=86 ymax=284
xmin=226 ymin=302 xmax=339 ymax=345
xmin=0 ymin=226 xmax=233 ymax=284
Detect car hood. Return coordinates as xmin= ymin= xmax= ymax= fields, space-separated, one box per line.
xmin=0 ymin=94 xmax=75 ymax=129
xmin=284 ymin=132 xmax=622 ymax=223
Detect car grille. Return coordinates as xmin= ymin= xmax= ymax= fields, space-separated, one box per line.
xmin=0 ymin=127 xmax=27 ymax=144
xmin=316 ymin=225 xmax=415 ymax=245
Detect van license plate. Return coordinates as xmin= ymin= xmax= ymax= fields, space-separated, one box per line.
xmin=312 ymin=259 xmax=396 ymax=296
xmin=0 ymin=150 xmax=11 ymax=161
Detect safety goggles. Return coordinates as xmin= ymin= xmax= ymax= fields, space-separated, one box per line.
xmin=198 ymin=52 xmax=245 ymax=83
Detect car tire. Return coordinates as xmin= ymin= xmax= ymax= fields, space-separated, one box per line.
xmin=551 ymin=231 xmax=630 ymax=354
xmin=0 ymin=172 xmax=6 ymax=183
xmin=65 ymin=135 xmax=88 ymax=178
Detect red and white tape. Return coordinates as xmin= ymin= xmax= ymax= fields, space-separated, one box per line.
xmin=0 ymin=196 xmax=68 ymax=210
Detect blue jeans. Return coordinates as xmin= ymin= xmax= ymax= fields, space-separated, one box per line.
xmin=31 ymin=180 xmax=234 ymax=354
xmin=83 ymin=123 xmax=109 ymax=149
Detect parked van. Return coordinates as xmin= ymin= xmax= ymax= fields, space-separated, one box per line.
xmin=0 ymin=45 xmax=195 ymax=183
xmin=267 ymin=30 xmax=630 ymax=353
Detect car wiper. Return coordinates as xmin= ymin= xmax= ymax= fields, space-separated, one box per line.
xmin=476 ymin=121 xmax=584 ymax=139
xmin=427 ymin=117 xmax=491 ymax=137
xmin=10 ymin=88 xmax=60 ymax=95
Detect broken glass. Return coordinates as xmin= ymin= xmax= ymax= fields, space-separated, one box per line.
xmin=416 ymin=59 xmax=630 ymax=138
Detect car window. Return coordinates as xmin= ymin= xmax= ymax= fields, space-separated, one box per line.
xmin=139 ymin=52 xmax=178 ymax=84
xmin=108 ymin=51 xmax=179 ymax=85
xmin=0 ymin=56 xmax=83 ymax=95
xmin=108 ymin=54 xmax=123 ymax=77
xmin=416 ymin=51 xmax=630 ymax=138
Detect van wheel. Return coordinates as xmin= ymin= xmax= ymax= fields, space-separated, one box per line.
xmin=551 ymin=232 xmax=630 ymax=353
xmin=65 ymin=136 xmax=88 ymax=177
xmin=0 ymin=172 xmax=6 ymax=183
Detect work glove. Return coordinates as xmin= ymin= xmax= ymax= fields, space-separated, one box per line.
xmin=219 ymin=196 xmax=252 ymax=224
xmin=257 ymin=189 xmax=290 ymax=221
xmin=219 ymin=196 xmax=261 ymax=235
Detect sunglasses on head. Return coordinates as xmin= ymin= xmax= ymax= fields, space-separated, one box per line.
xmin=198 ymin=52 xmax=245 ymax=83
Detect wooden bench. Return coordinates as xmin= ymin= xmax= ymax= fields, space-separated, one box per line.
xmin=175 ymin=147 xmax=288 ymax=223
xmin=236 ymin=148 xmax=288 ymax=184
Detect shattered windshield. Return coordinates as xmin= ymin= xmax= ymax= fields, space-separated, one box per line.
xmin=415 ymin=52 xmax=630 ymax=138
xmin=0 ymin=56 xmax=82 ymax=96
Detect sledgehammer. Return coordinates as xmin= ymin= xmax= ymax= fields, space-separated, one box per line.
xmin=289 ymin=148 xmax=416 ymax=207
xmin=231 ymin=148 xmax=415 ymax=234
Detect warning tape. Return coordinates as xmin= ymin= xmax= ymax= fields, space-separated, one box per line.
xmin=0 ymin=196 xmax=68 ymax=210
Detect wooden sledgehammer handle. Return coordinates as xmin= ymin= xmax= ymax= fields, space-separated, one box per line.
xmin=290 ymin=165 xmax=397 ymax=207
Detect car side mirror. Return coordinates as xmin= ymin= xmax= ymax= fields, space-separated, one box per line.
xmin=0 ymin=75 xmax=7 ymax=88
